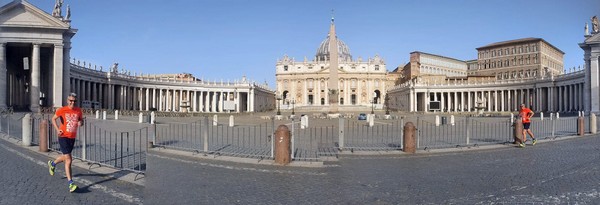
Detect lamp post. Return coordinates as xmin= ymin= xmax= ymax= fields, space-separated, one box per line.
xmin=276 ymin=96 xmax=281 ymax=115
xmin=370 ymin=100 xmax=375 ymax=114
xmin=291 ymin=99 xmax=295 ymax=115
xmin=384 ymin=95 xmax=390 ymax=115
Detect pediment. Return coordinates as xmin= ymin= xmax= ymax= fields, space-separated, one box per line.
xmin=585 ymin=32 xmax=600 ymax=44
xmin=0 ymin=0 xmax=69 ymax=29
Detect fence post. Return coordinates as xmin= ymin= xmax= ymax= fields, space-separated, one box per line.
xmin=22 ymin=114 xmax=31 ymax=146
xmin=465 ymin=116 xmax=470 ymax=145
xmin=39 ymin=119 xmax=48 ymax=152
xmin=591 ymin=113 xmax=597 ymax=134
xmin=82 ymin=119 xmax=86 ymax=160
xmin=203 ymin=116 xmax=209 ymax=153
xmin=291 ymin=118 xmax=295 ymax=159
xmin=271 ymin=117 xmax=275 ymax=158
xmin=274 ymin=125 xmax=291 ymax=165
xmin=338 ymin=118 xmax=344 ymax=150
xmin=578 ymin=116 xmax=585 ymax=136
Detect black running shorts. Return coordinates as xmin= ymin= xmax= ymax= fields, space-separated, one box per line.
xmin=58 ymin=137 xmax=76 ymax=154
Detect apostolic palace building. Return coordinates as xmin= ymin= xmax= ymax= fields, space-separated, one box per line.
xmin=1 ymin=0 xmax=600 ymax=116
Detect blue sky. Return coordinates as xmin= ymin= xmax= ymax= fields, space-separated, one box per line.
xmin=7 ymin=0 xmax=600 ymax=89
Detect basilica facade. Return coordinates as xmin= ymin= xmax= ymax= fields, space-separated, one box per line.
xmin=275 ymin=18 xmax=399 ymax=112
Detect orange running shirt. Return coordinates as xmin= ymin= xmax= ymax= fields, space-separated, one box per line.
xmin=520 ymin=107 xmax=532 ymax=123
xmin=55 ymin=106 xmax=83 ymax=139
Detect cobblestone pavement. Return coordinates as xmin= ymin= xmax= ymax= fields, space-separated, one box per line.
xmin=0 ymin=137 xmax=144 ymax=205
xmin=145 ymin=135 xmax=600 ymax=204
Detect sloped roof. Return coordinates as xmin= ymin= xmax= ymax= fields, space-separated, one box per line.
xmin=0 ymin=0 xmax=70 ymax=30
xmin=477 ymin=37 xmax=564 ymax=54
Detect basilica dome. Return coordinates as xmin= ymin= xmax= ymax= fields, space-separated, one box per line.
xmin=315 ymin=35 xmax=353 ymax=62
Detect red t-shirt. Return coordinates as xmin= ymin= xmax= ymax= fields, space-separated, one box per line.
xmin=520 ymin=107 xmax=533 ymax=123
xmin=55 ymin=106 xmax=83 ymax=139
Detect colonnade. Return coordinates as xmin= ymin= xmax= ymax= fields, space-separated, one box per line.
xmin=68 ymin=64 xmax=273 ymax=113
xmin=390 ymin=77 xmax=586 ymax=113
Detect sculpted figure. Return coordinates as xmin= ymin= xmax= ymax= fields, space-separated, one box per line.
xmin=52 ymin=0 xmax=63 ymax=17
xmin=65 ymin=5 xmax=71 ymax=20
xmin=592 ymin=16 xmax=599 ymax=34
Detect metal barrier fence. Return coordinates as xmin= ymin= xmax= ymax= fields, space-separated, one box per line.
xmin=154 ymin=116 xmax=275 ymax=161
xmin=3 ymin=111 xmax=595 ymax=163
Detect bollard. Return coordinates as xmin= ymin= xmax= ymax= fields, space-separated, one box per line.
xmin=510 ymin=113 xmax=514 ymax=124
xmin=151 ymin=111 xmax=156 ymax=124
xmin=213 ymin=115 xmax=218 ymax=126
xmin=103 ymin=110 xmax=107 ymax=120
xmin=274 ymin=125 xmax=291 ymax=165
xmin=96 ymin=110 xmax=100 ymax=119
xmin=513 ymin=120 xmax=523 ymax=144
xmin=229 ymin=115 xmax=234 ymax=127
xmin=115 ymin=110 xmax=119 ymax=120
xmin=403 ymin=122 xmax=416 ymax=154
xmin=591 ymin=113 xmax=597 ymax=134
xmin=540 ymin=112 xmax=544 ymax=121
xmin=369 ymin=114 xmax=374 ymax=127
xmin=578 ymin=116 xmax=584 ymax=136
xmin=22 ymin=114 xmax=31 ymax=146
xmin=39 ymin=120 xmax=48 ymax=152
xmin=139 ymin=113 xmax=143 ymax=123
xmin=556 ymin=112 xmax=560 ymax=119
xmin=435 ymin=115 xmax=440 ymax=126
xmin=450 ymin=115 xmax=455 ymax=126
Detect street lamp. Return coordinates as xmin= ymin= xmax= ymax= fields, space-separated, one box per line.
xmin=276 ymin=96 xmax=281 ymax=115
xmin=291 ymin=99 xmax=295 ymax=115
xmin=370 ymin=100 xmax=375 ymax=114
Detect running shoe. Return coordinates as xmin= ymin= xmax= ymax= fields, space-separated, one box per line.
xmin=69 ymin=182 xmax=77 ymax=193
xmin=532 ymin=139 xmax=537 ymax=145
xmin=519 ymin=143 xmax=525 ymax=148
xmin=48 ymin=160 xmax=55 ymax=176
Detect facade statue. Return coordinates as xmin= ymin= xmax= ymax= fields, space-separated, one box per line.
xmin=592 ymin=15 xmax=599 ymax=34
xmin=585 ymin=23 xmax=589 ymax=35
xmin=110 ymin=63 xmax=119 ymax=73
xmin=52 ymin=0 xmax=63 ymax=17
xmin=65 ymin=5 xmax=71 ymax=20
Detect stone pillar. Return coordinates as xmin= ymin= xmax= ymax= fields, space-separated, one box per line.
xmin=274 ymin=125 xmax=291 ymax=165
xmin=31 ymin=43 xmax=41 ymax=112
xmin=403 ymin=122 xmax=416 ymax=153
xmin=62 ymin=42 xmax=71 ymax=104
xmin=52 ymin=44 xmax=64 ymax=107
xmin=0 ymin=43 xmax=6 ymax=108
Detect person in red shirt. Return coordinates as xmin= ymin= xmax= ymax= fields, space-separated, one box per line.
xmin=48 ymin=93 xmax=83 ymax=193
xmin=519 ymin=104 xmax=537 ymax=147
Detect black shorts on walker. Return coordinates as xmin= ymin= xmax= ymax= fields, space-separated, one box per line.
xmin=59 ymin=137 xmax=76 ymax=154
xmin=523 ymin=122 xmax=531 ymax=130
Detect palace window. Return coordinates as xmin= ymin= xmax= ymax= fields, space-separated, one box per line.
xmin=375 ymin=65 xmax=380 ymax=70
xmin=284 ymin=65 xmax=288 ymax=71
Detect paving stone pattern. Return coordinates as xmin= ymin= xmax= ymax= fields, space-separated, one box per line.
xmin=0 ymin=138 xmax=143 ymax=205
xmin=145 ymin=135 xmax=600 ymax=204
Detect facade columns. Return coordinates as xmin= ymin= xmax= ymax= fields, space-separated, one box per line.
xmin=30 ymin=43 xmax=40 ymax=112
xmin=0 ymin=43 xmax=6 ymax=108
xmin=53 ymin=44 xmax=64 ymax=107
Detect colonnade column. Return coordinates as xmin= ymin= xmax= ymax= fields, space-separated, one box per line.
xmin=0 ymin=43 xmax=6 ymax=108
xmin=250 ymin=88 xmax=255 ymax=112
xmin=52 ymin=44 xmax=64 ymax=107
xmin=30 ymin=43 xmax=40 ymax=112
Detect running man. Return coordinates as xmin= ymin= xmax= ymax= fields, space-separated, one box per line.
xmin=519 ymin=104 xmax=537 ymax=147
xmin=48 ymin=93 xmax=83 ymax=192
